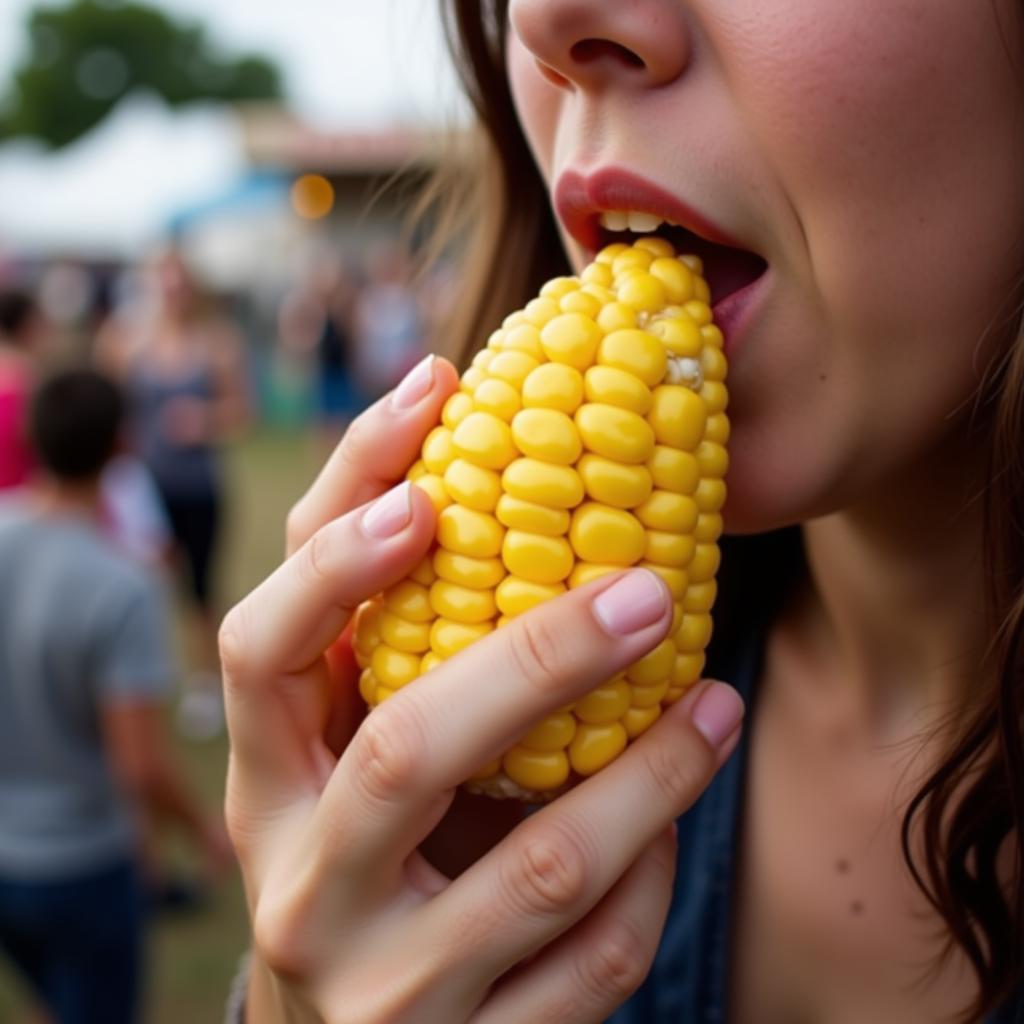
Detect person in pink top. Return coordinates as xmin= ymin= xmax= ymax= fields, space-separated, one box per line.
xmin=0 ymin=289 xmax=42 ymax=491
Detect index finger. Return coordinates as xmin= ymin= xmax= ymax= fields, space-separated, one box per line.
xmin=286 ymin=354 xmax=460 ymax=555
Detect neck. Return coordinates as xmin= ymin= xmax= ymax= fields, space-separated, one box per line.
xmin=32 ymin=476 xmax=103 ymax=520
xmin=788 ymin=432 xmax=989 ymax=738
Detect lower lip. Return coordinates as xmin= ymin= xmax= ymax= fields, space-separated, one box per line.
xmin=713 ymin=270 xmax=770 ymax=357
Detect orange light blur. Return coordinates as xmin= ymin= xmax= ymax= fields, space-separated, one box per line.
xmin=291 ymin=174 xmax=335 ymax=220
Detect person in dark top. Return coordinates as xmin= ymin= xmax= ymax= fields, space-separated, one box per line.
xmin=96 ymin=248 xmax=248 ymax=738
xmin=218 ymin=2 xmax=1024 ymax=1022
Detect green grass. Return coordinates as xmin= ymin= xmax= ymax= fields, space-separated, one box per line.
xmin=0 ymin=428 xmax=326 ymax=1024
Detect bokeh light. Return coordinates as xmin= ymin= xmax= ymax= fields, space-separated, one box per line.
xmin=290 ymin=173 xmax=335 ymax=220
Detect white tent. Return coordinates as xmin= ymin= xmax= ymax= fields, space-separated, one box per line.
xmin=0 ymin=92 xmax=246 ymax=259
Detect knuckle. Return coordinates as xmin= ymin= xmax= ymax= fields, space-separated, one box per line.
xmin=285 ymin=501 xmax=312 ymax=554
xmin=218 ymin=605 xmax=251 ymax=680
xmin=508 ymin=614 xmax=566 ymax=696
xmin=351 ymin=704 xmax=425 ymax=805
xmin=299 ymin=520 xmax=341 ymax=587
xmin=252 ymin=895 xmax=314 ymax=983
xmin=641 ymin=722 xmax=717 ymax=808
xmin=574 ymin=917 xmax=653 ymax=1005
xmin=501 ymin=824 xmax=591 ymax=918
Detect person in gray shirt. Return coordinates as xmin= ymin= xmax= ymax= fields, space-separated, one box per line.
xmin=0 ymin=369 xmax=233 ymax=1024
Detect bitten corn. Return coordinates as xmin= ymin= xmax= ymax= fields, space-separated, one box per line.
xmin=352 ymin=238 xmax=728 ymax=801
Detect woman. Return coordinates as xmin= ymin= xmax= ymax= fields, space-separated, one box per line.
xmin=220 ymin=1 xmax=1024 ymax=1021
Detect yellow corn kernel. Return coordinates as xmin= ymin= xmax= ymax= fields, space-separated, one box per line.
xmin=598 ymin=329 xmax=668 ymax=388
xmin=596 ymin=301 xmax=638 ymax=333
xmin=647 ymin=446 xmax=700 ymax=494
xmin=354 ymin=239 xmax=727 ymax=803
xmin=473 ymin=377 xmax=522 ymax=422
xmin=503 ymin=747 xmax=570 ymax=792
xmin=380 ymin=581 xmax=432 ymax=618
xmin=433 ymin=548 xmax=506 ymax=590
xmin=442 ymin=391 xmax=474 ymax=430
xmin=519 ymin=712 xmax=577 ymax=752
xmin=437 ymin=505 xmax=505 ymax=559
xmin=577 ymin=454 xmax=653 ymax=510
xmin=634 ymin=491 xmax=700 ymax=534
xmin=371 ymin=644 xmax=420 ymax=689
xmin=422 ymin=426 xmax=455 ymax=475
xmin=511 ymin=408 xmax=582 ymax=465
xmin=495 ymin=576 xmax=566 ymax=617
xmin=540 ymin=313 xmax=602 ymax=370
xmin=502 ymin=530 xmax=575 ymax=585
xmin=502 ymin=458 xmax=584 ymax=509
xmin=429 ymin=618 xmax=493 ymax=658
xmin=575 ymin=403 xmax=656 ymax=465
xmin=569 ymin=503 xmax=646 ymax=565
xmin=648 ymin=386 xmax=707 ymax=451
xmin=452 ymin=412 xmax=518 ymax=471
xmin=379 ymin=611 xmax=432 ymax=654
xmin=569 ymin=722 xmax=628 ymax=776
xmin=521 ymin=362 xmax=585 ymax=414
xmin=583 ymin=365 xmax=653 ymax=416
xmin=429 ymin=579 xmax=497 ymax=624
xmin=495 ymin=494 xmax=570 ymax=537
xmin=573 ymin=680 xmax=631 ymax=724
xmin=444 ymin=459 xmax=502 ymax=512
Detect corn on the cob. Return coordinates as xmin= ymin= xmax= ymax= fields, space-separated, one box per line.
xmin=352 ymin=238 xmax=728 ymax=801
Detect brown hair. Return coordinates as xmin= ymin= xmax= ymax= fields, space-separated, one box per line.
xmin=424 ymin=1 xmax=1024 ymax=1017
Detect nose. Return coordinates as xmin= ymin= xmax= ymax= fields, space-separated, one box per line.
xmin=509 ymin=0 xmax=691 ymax=92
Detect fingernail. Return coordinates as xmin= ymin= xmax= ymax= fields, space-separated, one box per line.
xmin=591 ymin=569 xmax=669 ymax=636
xmin=391 ymin=354 xmax=436 ymax=409
xmin=362 ymin=482 xmax=413 ymax=538
xmin=691 ymin=682 xmax=745 ymax=749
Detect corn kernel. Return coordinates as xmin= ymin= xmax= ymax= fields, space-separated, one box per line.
xmin=625 ymin=639 xmax=676 ymax=686
xmin=540 ymin=313 xmax=602 ymax=370
xmin=504 ymin=747 xmax=570 ymax=791
xmin=437 ymin=505 xmax=505 ymax=558
xmin=444 ymin=459 xmax=502 ymax=512
xmin=644 ymin=530 xmax=696 ymax=568
xmin=676 ymin=613 xmax=713 ymax=653
xmin=495 ymin=494 xmax=570 ymax=536
xmin=429 ymin=579 xmax=498 ymax=624
xmin=647 ymin=446 xmax=700 ymax=494
xmin=503 ymin=324 xmax=546 ymax=361
xmin=371 ymin=644 xmax=420 ymax=689
xmin=502 ymin=530 xmax=575 ymax=585
xmin=433 ymin=548 xmax=506 ymax=590
xmin=473 ymin=378 xmax=522 ymax=422
xmin=634 ymin=491 xmax=699 ymax=533
xmin=452 ymin=412 xmax=518 ymax=471
xmin=623 ymin=705 xmax=661 ymax=739
xmin=570 ymin=722 xmax=628 ymax=776
xmin=430 ymin=618 xmax=493 ymax=658
xmin=495 ymin=576 xmax=567 ymax=617
xmin=575 ymin=403 xmax=656 ymax=465
xmin=569 ymin=503 xmax=646 ymax=565
xmin=567 ymin=563 xmax=623 ymax=588
xmin=577 ymin=454 xmax=653 ymax=509
xmin=648 ymin=386 xmax=707 ymax=451
xmin=442 ymin=391 xmax=474 ymax=430
xmin=422 ymin=426 xmax=455 ymax=475
xmin=519 ymin=712 xmax=577 ymax=752
xmin=489 ymin=350 xmax=540 ymax=389
xmin=598 ymin=329 xmax=668 ymax=388
xmin=379 ymin=610 xmax=432 ymax=653
xmin=412 ymin=473 xmax=451 ymax=513
xmin=583 ymin=365 xmax=653 ymax=416
xmin=511 ymin=408 xmax=582 ymax=465
xmin=649 ymin=317 xmax=702 ymax=358
xmin=573 ymin=681 xmax=631 ymax=724
xmin=521 ymin=362 xmax=585 ymax=414
xmin=502 ymin=458 xmax=584 ymax=509
xmin=596 ymin=301 xmax=638 ymax=333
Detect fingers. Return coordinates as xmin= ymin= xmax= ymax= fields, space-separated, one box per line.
xmin=470 ymin=826 xmax=678 ymax=1024
xmin=286 ymin=354 xmax=459 ymax=556
xmin=220 ymin=482 xmax=436 ymax=823
xmin=313 ymin=569 xmax=676 ymax=876
xmin=422 ymin=679 xmax=743 ymax=988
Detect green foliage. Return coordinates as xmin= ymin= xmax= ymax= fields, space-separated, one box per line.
xmin=0 ymin=0 xmax=284 ymax=149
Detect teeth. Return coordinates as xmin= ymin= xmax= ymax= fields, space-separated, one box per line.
xmin=627 ymin=211 xmax=664 ymax=232
xmin=600 ymin=210 xmax=629 ymax=231
xmin=598 ymin=210 xmax=669 ymax=234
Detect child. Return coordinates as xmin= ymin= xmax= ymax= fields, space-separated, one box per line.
xmin=219 ymin=2 xmax=1024 ymax=1022
xmin=0 ymin=369 xmax=232 ymax=1024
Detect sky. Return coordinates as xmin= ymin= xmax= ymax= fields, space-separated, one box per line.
xmin=0 ymin=0 xmax=464 ymax=128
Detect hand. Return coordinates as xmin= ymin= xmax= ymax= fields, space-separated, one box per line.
xmin=219 ymin=354 xmax=745 ymax=1024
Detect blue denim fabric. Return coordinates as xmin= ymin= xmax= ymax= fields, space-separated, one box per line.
xmin=0 ymin=858 xmax=145 ymax=1024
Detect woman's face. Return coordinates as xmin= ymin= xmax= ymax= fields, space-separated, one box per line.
xmin=507 ymin=0 xmax=1024 ymax=531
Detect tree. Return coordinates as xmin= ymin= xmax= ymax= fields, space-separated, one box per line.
xmin=0 ymin=0 xmax=284 ymax=149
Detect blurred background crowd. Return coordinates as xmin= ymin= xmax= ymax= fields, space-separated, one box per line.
xmin=0 ymin=1 xmax=465 ymax=1020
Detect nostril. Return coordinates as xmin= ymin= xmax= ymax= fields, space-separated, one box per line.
xmin=570 ymin=38 xmax=645 ymax=70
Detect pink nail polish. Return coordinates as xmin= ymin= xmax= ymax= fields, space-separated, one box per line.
xmin=592 ymin=570 xmax=669 ymax=636
xmin=362 ymin=482 xmax=413 ymax=538
xmin=691 ymin=682 xmax=745 ymax=749
xmin=391 ymin=355 xmax=435 ymax=409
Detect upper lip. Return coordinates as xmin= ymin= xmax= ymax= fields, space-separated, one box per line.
xmin=554 ymin=166 xmax=745 ymax=253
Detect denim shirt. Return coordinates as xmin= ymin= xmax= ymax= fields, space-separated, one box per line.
xmin=608 ymin=531 xmax=1024 ymax=1024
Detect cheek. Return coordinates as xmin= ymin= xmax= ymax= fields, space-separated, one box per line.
xmin=507 ymin=35 xmax=560 ymax=182
xmin=718 ymin=0 xmax=1024 ymax=530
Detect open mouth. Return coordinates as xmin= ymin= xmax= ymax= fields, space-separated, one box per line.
xmin=593 ymin=211 xmax=768 ymax=308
